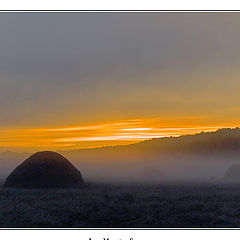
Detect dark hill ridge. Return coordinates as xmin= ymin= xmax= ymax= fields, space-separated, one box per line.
xmin=2 ymin=128 xmax=240 ymax=159
xmin=64 ymin=127 xmax=240 ymax=157
xmin=3 ymin=151 xmax=85 ymax=189
xmin=135 ymin=127 xmax=240 ymax=154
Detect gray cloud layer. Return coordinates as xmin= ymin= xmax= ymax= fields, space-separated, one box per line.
xmin=1 ymin=13 xmax=240 ymax=127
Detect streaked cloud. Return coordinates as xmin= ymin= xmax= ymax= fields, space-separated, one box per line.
xmin=0 ymin=13 xmax=240 ymax=150
xmin=0 ymin=117 xmax=238 ymax=151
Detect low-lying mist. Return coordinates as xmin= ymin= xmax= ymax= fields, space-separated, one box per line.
xmin=1 ymin=128 xmax=240 ymax=183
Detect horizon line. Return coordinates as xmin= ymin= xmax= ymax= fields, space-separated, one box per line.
xmin=1 ymin=126 xmax=240 ymax=154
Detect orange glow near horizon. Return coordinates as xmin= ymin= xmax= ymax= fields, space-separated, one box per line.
xmin=0 ymin=117 xmax=239 ymax=152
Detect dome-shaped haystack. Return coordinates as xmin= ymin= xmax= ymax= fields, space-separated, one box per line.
xmin=3 ymin=151 xmax=84 ymax=189
xmin=223 ymin=164 xmax=240 ymax=182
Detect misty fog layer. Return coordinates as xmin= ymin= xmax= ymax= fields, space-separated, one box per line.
xmin=1 ymin=128 xmax=240 ymax=183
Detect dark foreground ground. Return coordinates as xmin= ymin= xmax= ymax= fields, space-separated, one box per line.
xmin=1 ymin=182 xmax=240 ymax=228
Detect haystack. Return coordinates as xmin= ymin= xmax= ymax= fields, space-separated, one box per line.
xmin=3 ymin=151 xmax=84 ymax=189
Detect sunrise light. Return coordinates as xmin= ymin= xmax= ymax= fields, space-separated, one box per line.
xmin=0 ymin=117 xmax=238 ymax=151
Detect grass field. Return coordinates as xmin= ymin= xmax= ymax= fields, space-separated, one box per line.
xmin=1 ymin=182 xmax=240 ymax=228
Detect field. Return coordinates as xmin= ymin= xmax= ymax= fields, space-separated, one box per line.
xmin=1 ymin=182 xmax=240 ymax=228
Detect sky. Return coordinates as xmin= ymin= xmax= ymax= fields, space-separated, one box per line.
xmin=1 ymin=12 xmax=240 ymax=152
